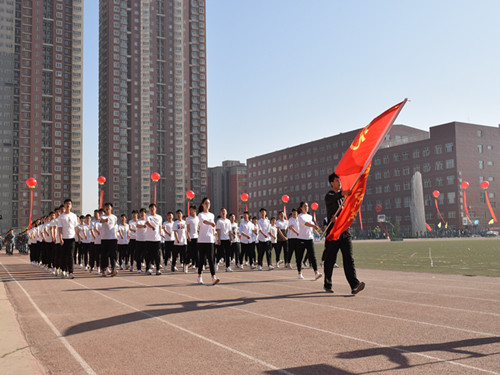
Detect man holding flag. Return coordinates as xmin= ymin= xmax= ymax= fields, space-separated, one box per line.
xmin=323 ymin=99 xmax=408 ymax=294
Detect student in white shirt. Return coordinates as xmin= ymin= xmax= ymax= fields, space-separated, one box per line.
xmin=276 ymin=211 xmax=289 ymax=268
xmin=257 ymin=208 xmax=273 ymax=270
xmin=76 ymin=215 xmax=86 ymax=268
xmin=51 ymin=205 xmax=64 ymax=275
xmin=197 ymin=197 xmax=220 ymax=285
xmin=250 ymin=216 xmax=259 ymax=267
xmin=186 ymin=205 xmax=199 ymax=269
xmin=128 ymin=210 xmax=139 ymax=272
xmin=100 ymin=202 xmax=119 ymax=277
xmin=173 ymin=209 xmax=188 ymax=272
xmin=145 ymin=203 xmax=162 ymax=275
xmin=81 ymin=214 xmax=92 ymax=271
xmin=162 ymin=212 xmax=175 ymax=270
xmin=57 ymin=199 xmax=79 ymax=279
xmin=239 ymin=211 xmax=255 ymax=268
xmin=90 ymin=209 xmax=102 ymax=273
xmin=297 ymin=202 xmax=322 ymax=281
xmin=269 ymin=217 xmax=278 ymax=267
xmin=216 ymin=208 xmax=233 ymax=272
xmin=135 ymin=208 xmax=148 ymax=273
xmin=287 ymin=209 xmax=300 ymax=269
xmin=229 ymin=213 xmax=242 ymax=269
xmin=117 ymin=214 xmax=130 ymax=270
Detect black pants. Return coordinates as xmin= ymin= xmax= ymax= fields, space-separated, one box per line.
xmin=129 ymin=239 xmax=136 ymax=268
xmin=118 ymin=244 xmax=129 ymax=266
xmin=173 ymin=245 xmax=186 ymax=270
xmin=101 ymin=239 xmax=118 ymax=271
xmin=197 ymin=242 xmax=215 ymax=276
xmin=135 ymin=241 xmax=146 ymax=271
xmin=231 ymin=242 xmax=241 ymax=265
xmin=296 ymin=239 xmax=318 ymax=273
xmin=287 ymin=238 xmax=299 ymax=264
xmin=219 ymin=239 xmax=231 ymax=268
xmin=146 ymin=241 xmax=161 ymax=271
xmin=186 ymin=238 xmax=198 ymax=267
xmin=163 ymin=241 xmax=174 ymax=266
xmin=80 ymin=243 xmax=90 ymax=267
xmin=89 ymin=243 xmax=99 ymax=270
xmin=324 ymin=233 xmax=360 ymax=290
xmin=241 ymin=242 xmax=255 ymax=265
xmin=62 ymin=238 xmax=75 ymax=274
xmin=257 ymin=241 xmax=272 ymax=266
xmin=54 ymin=243 xmax=62 ymax=270
xmin=275 ymin=241 xmax=287 ymax=263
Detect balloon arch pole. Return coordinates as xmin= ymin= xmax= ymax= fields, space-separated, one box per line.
xmin=26 ymin=177 xmax=38 ymax=229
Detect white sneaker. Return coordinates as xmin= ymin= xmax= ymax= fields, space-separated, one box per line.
xmin=268 ymin=265 xmax=274 ymax=270
xmin=298 ymin=273 xmax=304 ymax=279
xmin=258 ymin=265 xmax=263 ymax=271
xmin=197 ymin=277 xmax=204 ymax=285
xmin=137 ymin=269 xmax=142 ymax=273
xmin=334 ymin=263 xmax=340 ymax=268
xmin=212 ymin=277 xmax=220 ymax=285
xmin=238 ymin=264 xmax=243 ymax=269
xmin=226 ymin=267 xmax=233 ymax=272
xmin=184 ymin=265 xmax=189 ymax=273
xmin=147 ymin=269 xmax=152 ymax=275
xmin=69 ymin=273 xmax=75 ymax=279
xmin=79 ymin=264 xmax=83 ymax=269
xmin=215 ymin=264 xmax=219 ymax=272
xmin=315 ymin=272 xmax=323 ymax=280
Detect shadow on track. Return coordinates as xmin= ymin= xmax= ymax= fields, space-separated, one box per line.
xmin=265 ymin=364 xmax=357 ymax=375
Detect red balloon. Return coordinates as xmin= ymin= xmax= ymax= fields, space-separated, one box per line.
xmin=97 ymin=176 xmax=106 ymax=185
xmin=151 ymin=172 xmax=160 ymax=182
xmin=481 ymin=181 xmax=490 ymax=189
xmin=375 ymin=204 xmax=383 ymax=212
xmin=310 ymin=202 xmax=319 ymax=211
xmin=281 ymin=194 xmax=290 ymax=203
xmin=461 ymin=181 xmax=469 ymax=189
xmin=186 ymin=190 xmax=195 ymax=200
xmin=432 ymin=190 xmax=440 ymax=198
xmin=26 ymin=177 xmax=37 ymax=189
xmin=240 ymin=193 xmax=249 ymax=202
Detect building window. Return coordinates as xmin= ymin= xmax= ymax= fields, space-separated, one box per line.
xmin=423 ymin=163 xmax=431 ymax=172
xmin=478 ymin=144 xmax=483 ymax=153
xmin=446 ymin=159 xmax=454 ymax=169
xmin=424 ymin=179 xmax=431 ymax=188
xmin=402 ymin=152 xmax=409 ymax=160
xmin=422 ymin=147 xmax=430 ymax=157
xmin=413 ymin=150 xmax=420 ymax=158
xmin=402 ymin=167 xmax=410 ymax=176
xmin=435 ymin=161 xmax=443 ymax=170
xmin=435 ymin=145 xmax=442 ymax=154
xmin=394 ymin=168 xmax=400 ymax=176
xmin=383 ymin=155 xmax=389 ymax=164
xmin=445 ymin=143 xmax=454 ymax=152
xmin=447 ymin=176 xmax=455 ymax=185
xmin=393 ymin=153 xmax=400 ymax=162
xmin=447 ymin=192 xmax=456 ymax=204
xmin=487 ymin=161 xmax=494 ymax=166
xmin=477 ymin=130 xmax=482 ymax=137
xmin=448 ymin=211 xmax=456 ymax=219
xmin=436 ymin=177 xmax=443 ymax=187
xmin=479 ymin=160 xmax=484 ymax=169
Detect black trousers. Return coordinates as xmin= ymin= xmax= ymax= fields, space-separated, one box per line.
xmin=324 ymin=233 xmax=360 ymax=290
xmin=80 ymin=243 xmax=90 ymax=267
xmin=257 ymin=241 xmax=272 ymax=266
xmin=287 ymin=238 xmax=299 ymax=264
xmin=296 ymin=239 xmax=318 ymax=273
xmin=129 ymin=239 xmax=136 ymax=268
xmin=89 ymin=243 xmax=99 ymax=269
xmin=231 ymin=242 xmax=241 ymax=265
xmin=241 ymin=242 xmax=255 ymax=265
xmin=101 ymin=239 xmax=118 ymax=271
xmin=135 ymin=241 xmax=146 ymax=271
xmin=197 ymin=242 xmax=215 ymax=276
xmin=146 ymin=241 xmax=161 ymax=271
xmin=186 ymin=238 xmax=198 ymax=266
xmin=62 ymin=238 xmax=75 ymax=273
xmin=163 ymin=241 xmax=174 ymax=265
xmin=54 ymin=243 xmax=63 ymax=270
xmin=219 ymin=239 xmax=231 ymax=267
xmin=118 ymin=244 xmax=129 ymax=266
xmin=275 ymin=241 xmax=287 ymax=262
xmin=173 ymin=245 xmax=186 ymax=270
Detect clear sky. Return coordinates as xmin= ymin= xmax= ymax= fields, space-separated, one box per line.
xmin=82 ymin=0 xmax=500 ymax=214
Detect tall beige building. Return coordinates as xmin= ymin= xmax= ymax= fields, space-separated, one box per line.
xmin=0 ymin=0 xmax=83 ymax=233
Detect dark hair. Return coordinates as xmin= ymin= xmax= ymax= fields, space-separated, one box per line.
xmin=278 ymin=210 xmax=284 ymax=215
xmin=131 ymin=210 xmax=138 ymax=214
xmin=104 ymin=202 xmax=113 ymax=208
xmin=85 ymin=214 xmax=92 ymax=218
xmin=121 ymin=214 xmax=127 ymax=218
xmin=139 ymin=208 xmax=147 ymax=214
xmin=198 ymin=197 xmax=210 ymax=213
xmin=149 ymin=203 xmax=156 ymax=209
xmin=243 ymin=211 xmax=249 ymax=215
xmin=64 ymin=198 xmax=72 ymax=204
xmin=176 ymin=209 xmax=183 ymax=215
xmin=328 ymin=172 xmax=340 ymax=183
xmin=298 ymin=201 xmax=307 ymax=212
xmin=167 ymin=211 xmax=174 ymax=216
xmin=291 ymin=208 xmax=297 ymax=213
xmin=190 ymin=205 xmax=197 ymax=211
xmin=58 ymin=205 xmax=64 ymax=209
xmin=270 ymin=216 xmax=276 ymax=221
xmin=259 ymin=208 xmax=266 ymax=213
xmin=98 ymin=208 xmax=104 ymax=214
xmin=94 ymin=209 xmax=99 ymax=213
xmin=79 ymin=215 xmax=85 ymax=219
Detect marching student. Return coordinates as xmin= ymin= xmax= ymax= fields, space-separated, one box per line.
xmin=229 ymin=213 xmax=242 ymax=269
xmin=51 ymin=206 xmax=64 ymax=276
xmin=197 ymin=197 xmax=220 ymax=285
xmin=81 ymin=214 xmax=92 ymax=270
xmin=162 ymin=212 xmax=175 ymax=271
xmin=89 ymin=209 xmax=102 ymax=273
xmin=257 ymin=208 xmax=274 ymax=270
xmin=269 ymin=217 xmax=278 ymax=266
xmin=239 ymin=211 xmax=254 ymax=268
xmin=57 ymin=199 xmax=79 ymax=279
xmin=216 ymin=208 xmax=233 ymax=272
xmin=186 ymin=205 xmax=199 ymax=270
xmin=250 ymin=216 xmax=259 ymax=267
xmin=296 ymin=202 xmax=322 ymax=281
xmin=173 ymin=209 xmax=188 ymax=272
xmin=145 ymin=203 xmax=162 ymax=275
xmin=135 ymin=208 xmax=148 ymax=273
xmin=128 ymin=210 xmax=138 ymax=272
xmin=287 ymin=209 xmax=300 ymax=269
xmin=117 ymin=214 xmax=130 ymax=270
xmin=100 ymin=203 xmax=119 ymax=277
xmin=76 ymin=215 xmax=86 ymax=268
xmin=276 ymin=211 xmax=288 ymax=268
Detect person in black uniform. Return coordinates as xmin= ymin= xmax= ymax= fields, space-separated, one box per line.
xmin=323 ymin=172 xmax=365 ymax=294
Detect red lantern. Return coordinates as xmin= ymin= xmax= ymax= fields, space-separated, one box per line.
xmin=151 ymin=172 xmax=160 ymax=182
xmin=240 ymin=193 xmax=249 ymax=202
xmin=310 ymin=202 xmax=319 ymax=211
xmin=481 ymin=181 xmax=490 ymax=189
xmin=186 ymin=190 xmax=195 ymax=200
xmin=375 ymin=204 xmax=383 ymax=212
xmin=97 ymin=176 xmax=106 ymax=185
xmin=26 ymin=177 xmax=37 ymax=189
xmin=432 ymin=190 xmax=440 ymax=199
xmin=281 ymin=195 xmax=290 ymax=203
xmin=461 ymin=181 xmax=469 ymax=189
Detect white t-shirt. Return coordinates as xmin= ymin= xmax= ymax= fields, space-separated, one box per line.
xmin=136 ymin=219 xmax=147 ymax=242
xmin=298 ymin=213 xmax=314 ymax=240
xmin=76 ymin=224 xmax=86 ymax=242
xmin=36 ymin=226 xmax=43 ymax=242
xmin=198 ymin=212 xmax=215 ymax=243
xmin=51 ymin=218 xmax=61 ymax=244
xmin=117 ymin=223 xmax=130 ymax=245
xmin=163 ymin=221 xmax=175 ymax=242
xmin=257 ymin=218 xmax=271 ymax=242
xmin=100 ymin=214 xmax=118 ymax=240
xmin=129 ymin=220 xmax=137 ymax=240
xmin=43 ymin=223 xmax=52 ymax=242
xmin=231 ymin=222 xmax=240 ymax=243
xmin=82 ymin=224 xmax=92 ymax=244
xmin=173 ymin=220 xmax=187 ymax=246
xmin=250 ymin=222 xmax=258 ymax=243
xmin=216 ymin=218 xmax=231 ymax=241
xmin=288 ymin=217 xmax=299 ymax=239
xmin=269 ymin=225 xmax=278 ymax=244
xmin=276 ymin=219 xmax=288 ymax=241
xmin=58 ymin=212 xmax=79 ymax=240
xmin=92 ymin=222 xmax=102 ymax=245
xmin=186 ymin=215 xmax=199 ymax=240
xmin=239 ymin=220 xmax=252 ymax=244
xmin=145 ymin=214 xmax=163 ymax=242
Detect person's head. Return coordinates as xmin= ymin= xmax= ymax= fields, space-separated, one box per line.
xmin=243 ymin=211 xmax=249 ymax=221
xmin=79 ymin=215 xmax=85 ymax=223
xmin=94 ymin=209 xmax=100 ymax=219
xmin=167 ymin=212 xmax=174 ymax=221
xmin=85 ymin=214 xmax=92 ymax=224
xmin=329 ymin=172 xmax=341 ymax=192
xmin=291 ymin=208 xmax=298 ymax=218
xmin=220 ymin=208 xmax=227 ymax=219
xmin=49 ymin=212 xmax=55 ymax=220
xmin=131 ymin=210 xmax=138 ymax=220
xmin=252 ymin=216 xmax=258 ymax=223
xmin=278 ymin=211 xmax=285 ymax=220
xmin=270 ymin=217 xmax=276 ymax=225
xmin=104 ymin=202 xmax=113 ymax=215
xmin=229 ymin=213 xmax=236 ymax=223
xmin=198 ymin=197 xmax=211 ymax=213
xmin=298 ymin=201 xmax=309 ymax=214
xmin=63 ymin=199 xmax=72 ymax=212
xmin=189 ymin=205 xmax=197 ymax=217
xmin=176 ymin=209 xmax=183 ymax=220
xmin=139 ymin=208 xmax=147 ymax=219
xmin=259 ymin=208 xmax=266 ymax=219
xmin=120 ymin=214 xmax=127 ymax=224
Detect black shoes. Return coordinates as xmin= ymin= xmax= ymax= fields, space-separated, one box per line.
xmin=351 ymin=282 xmax=365 ymax=295
xmin=324 ymin=287 xmax=334 ymax=293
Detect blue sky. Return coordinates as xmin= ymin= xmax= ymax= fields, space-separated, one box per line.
xmin=82 ymin=0 xmax=500 ymax=214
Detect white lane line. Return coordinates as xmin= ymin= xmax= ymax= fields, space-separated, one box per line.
xmin=68 ymin=279 xmax=294 ymax=375
xmin=0 ymin=262 xmax=97 ymax=375
xmin=117 ymin=276 xmax=500 ymax=375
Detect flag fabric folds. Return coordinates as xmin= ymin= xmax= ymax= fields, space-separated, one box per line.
xmin=326 ymin=99 xmax=407 ymax=241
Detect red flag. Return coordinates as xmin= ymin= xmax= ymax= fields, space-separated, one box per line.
xmin=326 ymin=99 xmax=407 ymax=241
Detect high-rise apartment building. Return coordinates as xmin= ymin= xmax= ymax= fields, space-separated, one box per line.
xmin=99 ymin=0 xmax=207 ymax=215
xmin=208 ymin=160 xmax=247 ymax=216
xmin=0 ymin=0 xmax=83 ymax=233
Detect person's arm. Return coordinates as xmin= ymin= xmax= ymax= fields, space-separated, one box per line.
xmin=186 ymin=222 xmax=191 ymax=241
xmin=203 ymin=220 xmax=216 ymax=227
xmin=163 ymin=225 xmax=172 ymax=236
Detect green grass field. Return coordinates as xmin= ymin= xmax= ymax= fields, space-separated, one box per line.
xmin=292 ymin=238 xmax=500 ymax=277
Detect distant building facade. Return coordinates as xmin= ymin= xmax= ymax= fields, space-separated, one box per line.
xmin=0 ymin=1 xmax=83 ymax=233
xmin=247 ymin=122 xmax=500 ymax=236
xmin=208 ymin=161 xmax=247 ymax=216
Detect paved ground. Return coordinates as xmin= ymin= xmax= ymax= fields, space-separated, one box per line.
xmin=1 ymin=253 xmax=499 ymax=375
